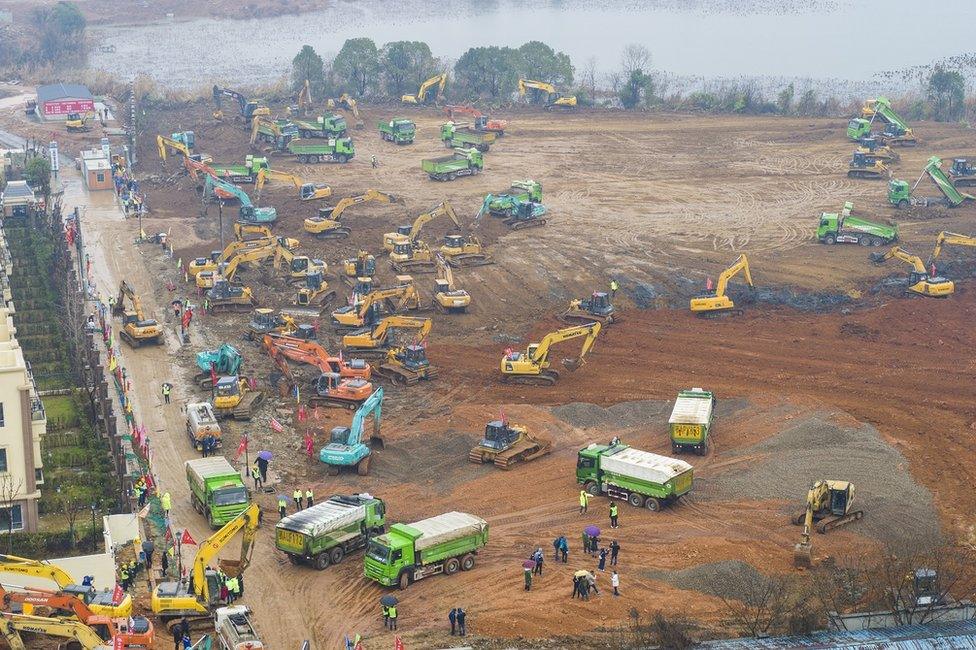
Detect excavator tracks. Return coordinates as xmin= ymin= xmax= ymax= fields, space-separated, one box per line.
xmin=313 ymin=228 xmax=351 ymax=239
xmin=374 ymin=365 xmax=438 ymax=385
xmin=445 ymin=255 xmax=494 ymax=268
xmin=816 ymin=510 xmax=864 ymax=533
xmin=232 ymin=391 xmax=265 ymax=420
xmin=501 ymin=369 xmax=559 ymax=386
xmin=308 ymin=396 xmax=362 ymax=410
xmin=390 ymin=261 xmax=437 ymax=274
xmin=559 ymin=312 xmax=617 ymax=326
xmin=468 ymin=437 xmax=553 ymax=469
xmin=506 ymin=218 xmax=547 ymax=231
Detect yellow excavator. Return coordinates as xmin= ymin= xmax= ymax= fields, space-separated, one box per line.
xmin=188 ymin=239 xmax=265 ymax=278
xmin=928 ymin=231 xmax=976 ymax=272
xmin=518 ymin=79 xmax=577 ymax=110
xmin=689 ymin=254 xmax=755 ymax=316
xmin=195 ymin=240 xmax=279 ymax=290
xmin=870 ymin=246 xmax=954 ymax=297
xmin=383 ymin=200 xmax=461 ymax=251
xmin=342 ymin=250 xmax=377 ymax=282
xmin=152 ymin=503 xmax=260 ymax=627
xmin=112 ymin=281 xmax=162 ymax=347
xmin=792 ymin=480 xmax=863 ymax=568
xmin=402 ymin=73 xmax=447 ymax=104
xmin=304 ymin=190 xmax=400 ymax=240
xmin=331 ymin=279 xmax=422 ymax=330
xmin=326 ymin=94 xmax=365 ymax=130
xmin=254 ymin=168 xmax=331 ymax=202
xmin=273 ymin=244 xmax=327 ymax=283
xmin=0 ymin=612 xmax=113 ymax=650
xmin=500 ymin=322 xmax=601 ymax=385
xmin=234 ymin=222 xmax=299 ymax=251
xmin=156 ymin=134 xmax=211 ymax=165
xmin=288 ymin=79 xmax=313 ymax=116
xmin=391 ymin=240 xmax=438 ymax=274
xmin=66 ymin=111 xmax=95 ymax=132
xmin=0 ymin=554 xmax=132 ymax=619
xmin=432 ymin=252 xmax=471 ymax=312
xmin=342 ymin=315 xmax=432 ymax=355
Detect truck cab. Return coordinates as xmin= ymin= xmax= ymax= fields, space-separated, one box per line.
xmin=847 ymin=118 xmax=871 ymax=141
xmin=575 ymin=443 xmax=607 ymax=485
xmin=365 ymin=525 xmax=416 ymax=587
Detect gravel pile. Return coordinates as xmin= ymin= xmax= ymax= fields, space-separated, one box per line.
xmin=708 ymin=414 xmax=940 ymax=549
xmin=645 ymin=560 xmax=763 ymax=601
xmin=552 ymin=399 xmax=670 ymax=430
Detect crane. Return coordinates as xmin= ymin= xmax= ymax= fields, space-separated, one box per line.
xmin=319 ymin=388 xmax=384 ymax=475
xmin=402 ymin=73 xmax=447 ymax=104
xmin=202 ymin=174 xmax=277 ymax=224
xmin=433 ymin=252 xmax=471 ymax=312
xmin=0 ymin=583 xmax=154 ymax=646
xmin=212 ymin=86 xmax=269 ymax=123
xmin=870 ymin=246 xmax=954 ymax=297
xmin=342 ymin=315 xmax=432 ymax=354
xmin=304 ymin=190 xmax=400 ymax=240
xmin=928 ymin=231 xmax=976 ymax=270
xmin=254 ymin=168 xmax=331 ymax=202
xmin=331 ymin=280 xmax=422 ymax=330
xmin=112 ymin=281 xmax=162 ymax=347
xmin=689 ymin=254 xmax=755 ymax=316
xmin=792 ymin=480 xmax=863 ymax=568
xmin=383 ymin=200 xmax=462 ymax=251
xmin=518 ymin=78 xmax=577 ymax=110
xmin=151 ymin=503 xmax=261 ymax=624
xmin=500 ymin=322 xmax=602 ymax=385
xmin=326 ymin=93 xmax=365 ymax=129
xmin=0 ymin=555 xmax=132 ymax=619
xmin=0 ymin=612 xmax=115 ymax=650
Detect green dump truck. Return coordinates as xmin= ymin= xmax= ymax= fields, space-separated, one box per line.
xmin=210 ymin=156 xmax=269 ymax=184
xmin=440 ymin=122 xmax=496 ymax=152
xmin=293 ymin=114 xmax=347 ymax=139
xmin=185 ymin=457 xmax=251 ymax=528
xmin=489 ymin=180 xmax=543 ymax=217
xmin=889 ymin=157 xmax=974 ymax=209
xmin=817 ymin=202 xmax=897 ymax=246
xmin=364 ymin=511 xmax=488 ymax=589
xmin=576 ymin=442 xmax=693 ymax=511
xmin=379 ymin=118 xmax=416 ymax=145
xmin=287 ymin=137 xmax=355 ymax=163
xmin=668 ymin=388 xmax=715 ymax=455
xmin=421 ymin=148 xmax=484 ymax=181
xmin=275 ymin=494 xmax=386 ymax=570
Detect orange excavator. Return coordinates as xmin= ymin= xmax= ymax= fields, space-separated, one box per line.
xmin=444 ymin=105 xmax=507 ymax=136
xmin=262 ymin=334 xmax=373 ymax=409
xmin=0 ymin=583 xmax=154 ymax=647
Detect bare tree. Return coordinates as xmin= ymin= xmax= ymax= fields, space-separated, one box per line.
xmin=55 ymin=484 xmax=91 ymax=549
xmin=720 ymin=570 xmax=808 ymax=637
xmin=0 ymin=473 xmax=25 ymax=553
xmin=621 ymin=44 xmax=652 ymax=77
xmin=582 ymin=56 xmax=599 ymax=102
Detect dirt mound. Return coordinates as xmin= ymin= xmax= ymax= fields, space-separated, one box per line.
xmin=552 ymin=399 xmax=670 ymax=430
xmin=707 ymin=414 xmax=940 ymax=549
xmin=646 ymin=560 xmax=763 ymax=601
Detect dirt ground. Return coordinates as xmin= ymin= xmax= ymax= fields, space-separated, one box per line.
xmin=5 ymin=98 xmax=976 ymax=648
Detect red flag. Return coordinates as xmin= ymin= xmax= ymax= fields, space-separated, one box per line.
xmin=298 ymin=404 xmax=307 ymax=423
xmin=235 ymin=434 xmax=248 ymax=460
xmin=499 ymin=407 xmax=506 ymax=425
xmin=114 ymin=633 xmax=124 ymax=650
xmin=111 ymin=584 xmax=124 ymax=605
xmin=210 ymin=362 xmax=217 ymax=388
xmin=180 ymin=529 xmax=197 ymax=545
xmin=304 ymin=431 xmax=314 ymax=459
xmin=393 ymin=635 xmax=404 ymax=650
xmin=270 ymin=417 xmax=284 ymax=433
xmin=706 ymin=277 xmax=714 ymax=291
xmin=163 ymin=527 xmax=172 ymax=541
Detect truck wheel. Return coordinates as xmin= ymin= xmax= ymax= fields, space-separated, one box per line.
xmin=628 ymin=493 xmax=645 ymax=508
xmin=645 ymin=497 xmax=661 ymax=512
xmin=585 ymin=482 xmax=601 ymax=497
xmin=206 ymin=511 xmax=214 ymax=528
xmin=671 ymin=442 xmax=680 ymax=454
xmin=897 ymin=199 xmax=909 ymax=210
xmin=859 ymin=236 xmax=871 ymax=247
xmin=398 ymin=572 xmax=410 ymax=590
xmin=460 ymin=554 xmax=476 ymax=571
xmin=444 ymin=557 xmax=460 ymax=575
xmin=288 ymin=554 xmax=301 ymax=565
xmin=871 ymin=237 xmax=883 ymax=247
xmin=330 ymin=546 xmax=345 ymax=565
xmin=298 ymin=155 xmax=308 ymax=164
xmin=823 ymin=234 xmax=835 ymax=245
xmin=313 ymin=553 xmax=330 ymax=570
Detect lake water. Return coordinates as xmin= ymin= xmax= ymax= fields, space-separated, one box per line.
xmin=89 ymin=0 xmax=976 ymax=92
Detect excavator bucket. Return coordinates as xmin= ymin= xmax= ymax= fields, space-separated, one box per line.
xmin=370 ymin=433 xmax=385 ymax=450
xmin=219 ymin=558 xmax=244 ymax=577
xmin=793 ymin=542 xmax=813 ymax=568
xmin=561 ymin=357 xmax=583 ymax=371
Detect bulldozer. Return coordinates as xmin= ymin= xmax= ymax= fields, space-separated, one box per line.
xmin=310 ymin=372 xmax=373 ymax=410
xmin=112 ymin=281 xmax=162 ymax=347
xmin=373 ymin=345 xmax=437 ymax=385
xmin=342 ymin=250 xmax=377 ymax=283
xmin=560 ymin=291 xmax=616 ymax=325
xmin=855 ymin=137 xmax=899 ymax=163
xmin=792 ymin=480 xmax=863 ymax=568
xmin=432 ymin=253 xmax=471 ymax=313
xmin=244 ymin=308 xmax=314 ymax=341
xmin=870 ymin=246 xmax=954 ymax=297
xmin=468 ymin=420 xmax=552 ymax=469
xmin=440 ymin=234 xmax=493 ymax=267
xmin=690 ymin=254 xmax=755 ymax=317
xmin=847 ymin=152 xmax=890 ymax=180
xmin=212 ymin=376 xmax=265 ymax=420
xmin=292 ymin=271 xmax=337 ymax=312
xmin=500 ymin=322 xmax=601 ymax=385
xmin=206 ymin=279 xmax=257 ymax=313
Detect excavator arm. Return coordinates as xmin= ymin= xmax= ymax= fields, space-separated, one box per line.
xmin=255 ymin=168 xmax=302 ymax=199
xmin=327 ymin=190 xmax=399 ymax=220
xmin=0 ymin=555 xmax=75 ymax=589
xmin=519 ymin=79 xmax=557 ymax=96
xmin=115 ymin=281 xmax=149 ymax=322
xmin=531 ymin=323 xmax=602 ymax=369
xmin=403 ymin=74 xmax=447 ymax=104
xmin=221 ymin=241 xmax=278 ymax=281
xmin=348 ymin=388 xmax=383 ymax=447
xmin=192 ymin=503 xmax=260 ymax=604
xmin=872 ymin=246 xmax=927 ymax=273
xmin=0 ymin=612 xmax=108 ymax=649
xmin=410 ymin=201 xmax=462 ymax=241
xmin=713 ymin=254 xmax=754 ymax=298
xmin=435 ymin=252 xmax=456 ymax=289
xmin=204 ymin=175 xmax=253 ymax=207
xmin=929 ymin=231 xmax=976 ymax=264
xmin=156 ymin=135 xmax=190 ymax=162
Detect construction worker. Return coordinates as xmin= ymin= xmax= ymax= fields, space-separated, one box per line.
xmin=305 ymin=488 xmax=313 ymax=509
xmin=449 ymin=608 xmax=457 ymax=636
xmin=579 ymin=489 xmax=589 ymax=515
xmin=161 ymin=492 xmax=171 ymax=518
xmin=523 ymin=566 xmax=532 ymax=591
xmin=609 ymin=501 xmax=619 ymax=528
xmin=371 ymin=155 xmax=377 ymax=169
xmin=293 ymin=488 xmax=303 ymax=511
xmin=277 ymin=495 xmax=287 ymax=520
xmin=610 ymin=278 xmax=619 ymax=298
xmin=610 ymin=540 xmax=620 ymax=566
xmin=457 ymin=607 xmax=466 ymax=637
xmin=382 ymin=604 xmax=390 ymax=629
xmin=118 ymin=564 xmax=129 ymax=591
xmin=388 ymin=604 xmax=398 ymax=630
xmin=250 ymin=464 xmax=262 ymax=491
xmin=162 ymin=382 xmax=171 ymax=404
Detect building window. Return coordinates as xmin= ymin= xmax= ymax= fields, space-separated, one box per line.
xmin=34 ymin=468 xmax=43 ymax=485
xmin=96 ymin=173 xmax=105 ymax=183
xmin=0 ymin=505 xmax=23 ymax=533
xmin=0 ymin=402 xmax=5 ymax=427
xmin=0 ymin=449 xmax=7 ymax=473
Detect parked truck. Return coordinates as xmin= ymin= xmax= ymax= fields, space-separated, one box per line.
xmin=185 ymin=457 xmax=251 ymax=528
xmin=293 ymin=114 xmax=347 ymax=139
xmin=214 ymin=605 xmax=264 ymax=650
xmin=185 ymin=402 xmax=222 ymax=452
xmin=440 ymin=122 xmax=496 ymax=152
xmin=210 ymin=156 xmax=269 ymax=184
xmin=421 ymin=148 xmax=484 ymax=181
xmin=275 ymin=494 xmax=386 ymax=570
xmin=287 ymin=137 xmax=355 ymax=163
xmin=817 ymin=202 xmax=897 ymax=246
xmin=668 ymin=388 xmax=715 ymax=455
xmin=576 ymin=442 xmax=693 ymax=511
xmin=364 ymin=511 xmax=488 ymax=590
xmin=379 ymin=118 xmax=416 ymax=145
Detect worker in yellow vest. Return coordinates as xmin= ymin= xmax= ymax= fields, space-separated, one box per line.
xmin=388 ymin=604 xmax=398 ymax=630
xmin=305 ymin=488 xmax=313 ymax=509
xmin=578 ymin=489 xmax=589 ymax=515
xmin=277 ymin=495 xmax=287 ymax=520
xmin=293 ymin=488 xmax=303 ymax=511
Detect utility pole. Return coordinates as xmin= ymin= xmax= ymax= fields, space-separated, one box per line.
xmin=218 ymin=200 xmax=224 ymax=249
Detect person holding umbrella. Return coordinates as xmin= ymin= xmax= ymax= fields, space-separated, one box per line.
xmin=380 ymin=595 xmax=397 ymax=630
xmin=584 ymin=525 xmax=601 ymax=556
xmin=256 ymin=451 xmax=271 ymax=486
xmin=574 ymin=570 xmax=590 ymax=600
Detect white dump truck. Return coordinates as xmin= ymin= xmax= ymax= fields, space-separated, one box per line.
xmin=214 ymin=605 xmax=264 ymax=650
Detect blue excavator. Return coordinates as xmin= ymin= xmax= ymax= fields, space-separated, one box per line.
xmin=319 ymin=387 xmax=384 ymax=475
xmin=202 ymin=174 xmax=277 ymax=224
